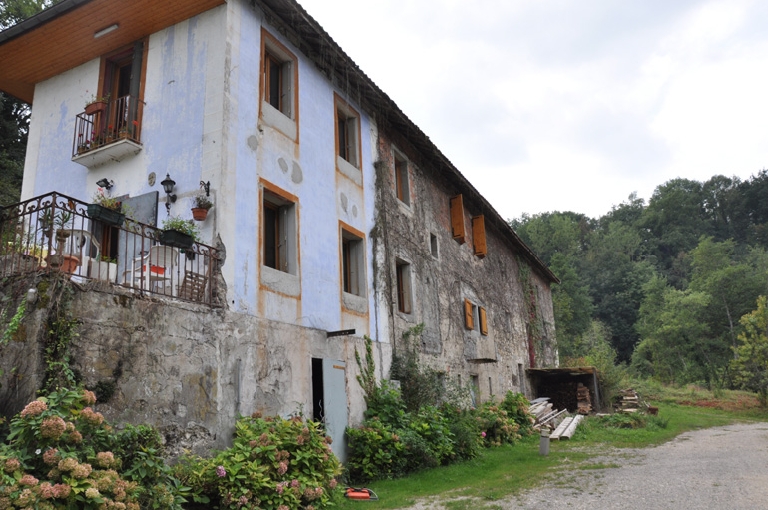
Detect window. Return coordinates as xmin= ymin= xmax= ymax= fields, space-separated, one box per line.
xmin=335 ymin=95 xmax=360 ymax=169
xmin=394 ymin=151 xmax=410 ymax=205
xmin=430 ymin=233 xmax=439 ymax=258
xmin=101 ymin=42 xmax=145 ymax=141
xmin=472 ymin=215 xmax=487 ymax=258
xmin=396 ymin=260 xmax=412 ymax=314
xmin=262 ymin=187 xmax=297 ymax=274
xmin=450 ymin=194 xmax=465 ymax=244
xmin=479 ymin=306 xmax=488 ymax=336
xmin=341 ymin=228 xmax=365 ymax=296
xmin=464 ymin=298 xmax=489 ymax=335
xmin=262 ymin=31 xmax=296 ymax=119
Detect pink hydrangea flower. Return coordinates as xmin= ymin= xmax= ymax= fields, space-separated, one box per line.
xmin=216 ymin=465 xmax=226 ymax=477
xmin=40 ymin=416 xmax=66 ymax=439
xmin=20 ymin=399 xmax=47 ymax=418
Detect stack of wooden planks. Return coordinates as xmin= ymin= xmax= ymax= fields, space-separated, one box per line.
xmin=576 ymin=383 xmax=591 ymax=415
xmin=617 ymin=388 xmax=640 ymax=413
xmin=529 ymin=398 xmax=567 ymax=430
xmin=550 ymin=414 xmax=583 ymax=440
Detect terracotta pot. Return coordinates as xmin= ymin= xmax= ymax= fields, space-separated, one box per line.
xmin=191 ymin=207 xmax=209 ymax=221
xmin=46 ymin=254 xmax=80 ymax=274
xmin=84 ymin=101 xmax=107 ymax=115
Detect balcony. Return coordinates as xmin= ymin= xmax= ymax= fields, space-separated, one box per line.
xmin=0 ymin=192 xmax=219 ymax=306
xmin=72 ymin=95 xmax=143 ymax=168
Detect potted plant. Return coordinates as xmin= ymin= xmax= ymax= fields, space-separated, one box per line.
xmin=93 ymin=255 xmax=117 ymax=282
xmin=84 ymin=93 xmax=109 ymax=115
xmin=87 ymin=187 xmax=125 ymax=227
xmin=191 ymin=190 xmax=213 ymax=221
xmin=159 ymin=216 xmax=200 ymax=249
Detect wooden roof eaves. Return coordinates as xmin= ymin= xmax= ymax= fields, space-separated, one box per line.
xmin=256 ymin=0 xmax=558 ymax=284
xmin=0 ymin=0 xmax=94 ymax=45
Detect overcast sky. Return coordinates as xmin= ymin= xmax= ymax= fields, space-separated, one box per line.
xmin=298 ymin=0 xmax=768 ymax=220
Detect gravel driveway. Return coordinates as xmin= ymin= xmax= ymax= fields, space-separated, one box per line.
xmin=405 ymin=422 xmax=768 ymax=510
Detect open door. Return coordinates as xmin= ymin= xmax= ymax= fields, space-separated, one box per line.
xmin=313 ymin=358 xmax=348 ymax=463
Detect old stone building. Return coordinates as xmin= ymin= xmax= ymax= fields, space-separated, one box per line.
xmin=0 ymin=0 xmax=557 ymax=458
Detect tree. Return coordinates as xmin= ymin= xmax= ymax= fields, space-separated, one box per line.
xmin=0 ymin=0 xmax=56 ymax=29
xmin=730 ymin=296 xmax=768 ymax=405
xmin=0 ymin=93 xmax=27 ymax=206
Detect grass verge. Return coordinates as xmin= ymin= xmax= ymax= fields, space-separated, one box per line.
xmin=336 ymin=399 xmax=768 ymax=510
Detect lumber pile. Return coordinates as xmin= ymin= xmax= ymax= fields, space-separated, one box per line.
xmin=550 ymin=414 xmax=583 ymax=440
xmin=576 ymin=383 xmax=591 ymax=415
xmin=617 ymin=388 xmax=641 ymax=413
xmin=529 ymin=398 xmax=567 ymax=430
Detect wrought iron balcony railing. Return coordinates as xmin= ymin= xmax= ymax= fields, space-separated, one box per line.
xmin=73 ymin=95 xmax=143 ymax=158
xmin=0 ymin=192 xmax=219 ymax=306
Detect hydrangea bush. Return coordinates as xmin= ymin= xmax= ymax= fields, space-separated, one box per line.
xmin=175 ymin=412 xmax=342 ymax=510
xmin=0 ymin=388 xmax=142 ymax=509
xmin=0 ymin=388 xmax=189 ymax=510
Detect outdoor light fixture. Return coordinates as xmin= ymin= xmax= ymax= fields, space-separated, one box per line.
xmin=161 ymin=173 xmax=177 ymax=214
xmin=94 ymin=24 xmax=119 ymax=39
xmin=96 ymin=178 xmax=114 ymax=190
xmin=200 ymin=180 xmax=211 ymax=197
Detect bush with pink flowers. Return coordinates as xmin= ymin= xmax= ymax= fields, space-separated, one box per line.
xmin=175 ymin=412 xmax=342 ymax=509
xmin=0 ymin=388 xmax=189 ymax=509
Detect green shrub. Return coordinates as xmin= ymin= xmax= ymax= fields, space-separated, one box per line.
xmin=176 ymin=413 xmax=342 ymax=509
xmin=403 ymin=406 xmax=454 ymax=469
xmin=346 ymin=418 xmax=407 ymax=481
xmin=475 ymin=402 xmax=521 ymax=447
xmin=499 ymin=391 xmax=535 ymax=436
xmin=438 ymin=404 xmax=482 ymax=461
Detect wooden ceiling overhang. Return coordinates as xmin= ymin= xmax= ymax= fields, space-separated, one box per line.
xmin=0 ymin=0 xmax=226 ymax=103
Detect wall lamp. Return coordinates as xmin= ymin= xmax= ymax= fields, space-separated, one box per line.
xmin=200 ymin=180 xmax=211 ymax=197
xmin=161 ymin=173 xmax=177 ymax=214
xmin=96 ymin=178 xmax=114 ymax=190
xmin=94 ymin=24 xmax=119 ymax=39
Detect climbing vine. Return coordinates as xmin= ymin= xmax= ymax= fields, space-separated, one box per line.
xmin=518 ymin=257 xmax=546 ymax=367
xmin=41 ymin=276 xmax=79 ymax=393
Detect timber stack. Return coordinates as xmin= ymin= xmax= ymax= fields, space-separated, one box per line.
xmin=617 ymin=388 xmax=640 ymax=413
xmin=576 ymin=382 xmax=591 ymax=415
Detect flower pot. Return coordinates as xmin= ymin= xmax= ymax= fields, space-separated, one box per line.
xmin=46 ymin=254 xmax=80 ymax=274
xmin=84 ymin=101 xmax=107 ymax=116
xmin=159 ymin=229 xmax=194 ymax=249
xmin=92 ymin=260 xmax=117 ymax=282
xmin=87 ymin=203 xmax=125 ymax=227
xmin=191 ymin=207 xmax=209 ymax=221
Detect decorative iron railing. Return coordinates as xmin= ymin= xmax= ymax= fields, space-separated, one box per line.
xmin=73 ymin=95 xmax=143 ymax=157
xmin=0 ymin=192 xmax=219 ymax=306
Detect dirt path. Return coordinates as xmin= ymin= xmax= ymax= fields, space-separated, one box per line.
xmin=404 ymin=422 xmax=768 ymax=510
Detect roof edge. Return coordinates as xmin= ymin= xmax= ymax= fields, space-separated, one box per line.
xmin=0 ymin=0 xmax=94 ymax=45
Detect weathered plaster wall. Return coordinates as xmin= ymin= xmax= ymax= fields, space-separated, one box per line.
xmin=372 ymin=128 xmax=557 ymax=401
xmin=0 ymin=278 xmax=389 ymax=456
xmin=21 ymin=5 xmax=227 ymax=249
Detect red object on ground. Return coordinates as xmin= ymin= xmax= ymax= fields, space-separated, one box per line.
xmin=344 ymin=487 xmax=378 ymax=500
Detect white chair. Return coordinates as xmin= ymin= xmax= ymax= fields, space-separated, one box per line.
xmin=129 ymin=245 xmax=179 ymax=295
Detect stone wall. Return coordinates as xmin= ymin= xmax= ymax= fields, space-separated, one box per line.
xmin=0 ymin=274 xmax=389 ymax=458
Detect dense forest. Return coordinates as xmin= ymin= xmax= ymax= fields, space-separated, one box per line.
xmin=511 ymin=173 xmax=768 ymax=391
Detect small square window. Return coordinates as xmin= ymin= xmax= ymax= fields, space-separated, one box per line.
xmin=396 ymin=259 xmax=412 ymax=314
xmin=341 ymin=228 xmax=365 ymax=296
xmin=263 ymin=188 xmax=297 ymax=274
xmin=394 ymin=151 xmax=410 ymax=205
xmin=335 ymin=96 xmax=360 ymax=169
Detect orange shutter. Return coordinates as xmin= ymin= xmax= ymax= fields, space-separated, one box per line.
xmin=479 ymin=307 xmax=488 ymax=336
xmin=472 ymin=215 xmax=487 ymax=258
xmin=464 ymin=298 xmax=474 ymax=330
xmin=450 ymin=195 xmax=466 ymax=244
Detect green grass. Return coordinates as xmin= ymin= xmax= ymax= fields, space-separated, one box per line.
xmin=335 ymin=401 xmax=768 ymax=510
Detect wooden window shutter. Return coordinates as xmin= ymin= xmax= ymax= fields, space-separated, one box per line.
xmin=479 ymin=306 xmax=488 ymax=336
xmin=472 ymin=215 xmax=487 ymax=258
xmin=464 ymin=298 xmax=474 ymax=330
xmin=450 ymin=194 xmax=466 ymax=244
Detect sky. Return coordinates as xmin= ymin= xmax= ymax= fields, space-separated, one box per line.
xmin=298 ymin=0 xmax=768 ymax=220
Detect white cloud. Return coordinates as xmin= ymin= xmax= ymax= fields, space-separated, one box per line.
xmin=298 ymin=0 xmax=768 ymax=219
